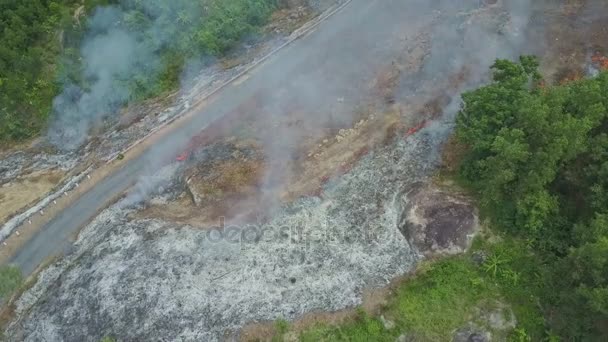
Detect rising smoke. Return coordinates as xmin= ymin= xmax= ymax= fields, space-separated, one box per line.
xmin=123 ymin=0 xmax=537 ymax=207
xmin=47 ymin=1 xmax=214 ymax=150
xmin=49 ymin=0 xmax=536 ymax=207
xmin=255 ymin=0 xmax=535 ymax=180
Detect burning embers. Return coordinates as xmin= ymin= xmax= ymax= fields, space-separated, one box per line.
xmin=591 ymin=51 xmax=608 ymax=71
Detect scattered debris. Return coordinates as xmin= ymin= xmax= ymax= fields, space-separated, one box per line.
xmin=0 ymin=168 xmax=92 ymax=243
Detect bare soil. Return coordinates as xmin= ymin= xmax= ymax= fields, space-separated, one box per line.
xmin=0 ymin=171 xmax=65 ymax=224
xmin=137 ymin=107 xmax=403 ymax=227
xmin=538 ymin=0 xmax=608 ymax=83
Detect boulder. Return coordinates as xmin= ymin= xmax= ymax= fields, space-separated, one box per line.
xmin=398 ymin=182 xmax=478 ymax=257
xmin=453 ymin=326 xmax=491 ymax=342
xmin=453 ymin=302 xmax=517 ymax=342
xmin=181 ymin=141 xmax=264 ymax=206
xmin=380 ymin=315 xmax=396 ymax=330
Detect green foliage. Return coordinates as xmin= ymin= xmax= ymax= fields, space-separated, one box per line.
xmin=456 ymin=57 xmax=608 ymax=339
xmin=107 ymin=0 xmax=276 ymax=102
xmin=483 ymin=251 xmax=509 ymax=278
xmin=388 ymin=259 xmax=499 ymax=340
xmin=284 ymin=57 xmax=607 ymax=342
xmin=271 ymin=318 xmax=290 ymax=342
xmin=275 ymin=318 xmax=289 ymax=334
xmin=0 ymin=0 xmax=74 ymax=142
xmin=510 ymin=327 xmax=531 ymax=342
xmin=0 ymin=0 xmax=277 ymax=144
xmin=0 ymin=265 xmax=22 ymax=301
xmin=283 ymin=243 xmax=545 ymax=341
xmin=299 ymin=309 xmax=393 ymax=342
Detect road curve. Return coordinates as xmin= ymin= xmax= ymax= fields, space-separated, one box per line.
xmin=9 ymin=0 xmax=484 ymax=275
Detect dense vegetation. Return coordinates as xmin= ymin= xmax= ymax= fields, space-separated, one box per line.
xmin=456 ymin=56 xmax=608 ymax=339
xmin=0 ymin=0 xmax=279 ymax=144
xmin=0 ymin=0 xmax=86 ymax=142
xmin=272 ymin=58 xmax=608 ymax=341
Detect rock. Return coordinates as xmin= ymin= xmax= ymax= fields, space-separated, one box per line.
xmin=453 ymin=302 xmax=517 ymax=342
xmin=380 ymin=315 xmax=395 ymax=330
xmin=395 ymin=334 xmax=408 ymax=342
xmin=471 ymin=251 xmax=488 ymax=266
xmin=398 ymin=182 xmax=478 ymax=257
xmin=485 ymin=304 xmax=516 ymax=330
xmin=468 ymin=332 xmax=489 ymax=342
xmin=453 ymin=326 xmax=491 ymax=342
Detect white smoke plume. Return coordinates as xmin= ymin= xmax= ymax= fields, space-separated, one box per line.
xmin=46 ymin=0 xmax=265 ymax=149
xmin=49 ymin=0 xmax=537 ymax=207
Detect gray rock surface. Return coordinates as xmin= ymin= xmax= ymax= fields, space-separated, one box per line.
xmin=453 ymin=302 xmax=518 ymax=342
xmin=453 ymin=326 xmax=491 ymax=342
xmin=398 ymin=183 xmax=478 ymax=257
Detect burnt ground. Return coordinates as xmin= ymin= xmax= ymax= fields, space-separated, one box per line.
xmin=0 ymin=0 xmax=345 ymax=242
xmin=532 ymin=0 xmax=608 ymax=82
xmin=4 ymin=0 xmax=608 ymax=341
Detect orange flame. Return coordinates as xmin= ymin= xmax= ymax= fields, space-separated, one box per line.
xmin=592 ymin=53 xmax=608 ymax=70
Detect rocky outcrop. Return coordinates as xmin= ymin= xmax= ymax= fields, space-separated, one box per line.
xmin=453 ymin=326 xmax=491 ymax=342
xmin=398 ymin=182 xmax=478 ymax=257
xmin=452 ymin=302 xmax=517 ymax=342
xmin=181 ymin=141 xmax=264 ymax=206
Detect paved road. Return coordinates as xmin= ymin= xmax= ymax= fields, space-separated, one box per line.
xmin=9 ymin=0 xmax=491 ymax=275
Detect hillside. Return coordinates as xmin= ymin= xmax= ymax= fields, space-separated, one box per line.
xmin=0 ymin=0 xmax=284 ymax=145
xmin=1 ymin=1 xmax=607 ymax=341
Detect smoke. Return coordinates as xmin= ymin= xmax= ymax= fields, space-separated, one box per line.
xmin=53 ymin=0 xmax=537 ymax=208
xmin=47 ymin=1 xmax=213 ymax=150
xmin=253 ymin=0 xmax=535 ymax=180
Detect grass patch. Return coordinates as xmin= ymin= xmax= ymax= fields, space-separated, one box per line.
xmin=299 ymin=309 xmax=394 ymax=342
xmin=267 ymin=237 xmax=546 ymax=341
xmin=0 ymin=266 xmax=22 ymax=302
xmin=387 ymin=258 xmax=499 ymax=340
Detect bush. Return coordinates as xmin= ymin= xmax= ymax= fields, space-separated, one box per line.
xmin=0 ymin=0 xmax=278 ymax=144
xmin=455 ymin=56 xmax=608 ymax=339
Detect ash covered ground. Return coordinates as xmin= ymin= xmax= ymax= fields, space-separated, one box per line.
xmin=0 ymin=0 xmax=345 ymax=244
xmin=9 ymin=130 xmax=439 ymax=342
xmin=5 ymin=0 xmax=608 ymax=341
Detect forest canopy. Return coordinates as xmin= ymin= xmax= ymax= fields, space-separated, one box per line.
xmin=455 ymin=56 xmax=608 ymax=339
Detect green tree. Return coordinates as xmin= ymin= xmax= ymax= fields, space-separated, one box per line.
xmin=455 ymin=57 xmax=608 ymax=339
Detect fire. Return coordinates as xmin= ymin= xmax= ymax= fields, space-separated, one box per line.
xmin=405 ymin=120 xmax=428 ymax=137
xmin=592 ymin=53 xmax=608 ymax=71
